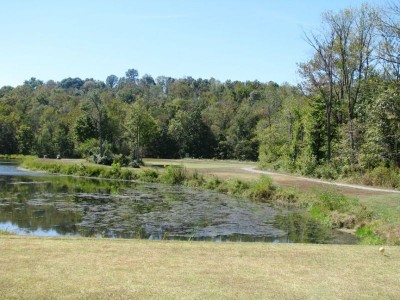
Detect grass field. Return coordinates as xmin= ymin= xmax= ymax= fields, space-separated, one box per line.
xmin=1 ymin=236 xmax=399 ymax=299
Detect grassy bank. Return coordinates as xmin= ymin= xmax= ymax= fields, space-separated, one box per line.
xmin=0 ymin=236 xmax=398 ymax=299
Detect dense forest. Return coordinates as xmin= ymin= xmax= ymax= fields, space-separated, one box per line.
xmin=1 ymin=3 xmax=400 ymax=185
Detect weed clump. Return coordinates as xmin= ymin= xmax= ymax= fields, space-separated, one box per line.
xmin=356 ymin=225 xmax=384 ymax=245
xmin=160 ymin=165 xmax=187 ymax=185
xmin=203 ymin=176 xmax=222 ymax=190
xmin=304 ymin=189 xmax=373 ymax=231
xmin=139 ymin=168 xmax=160 ymax=182
xmin=185 ymin=170 xmax=205 ymax=188
xmin=217 ymin=179 xmax=250 ymax=196
xmin=247 ymin=176 xmax=276 ymax=202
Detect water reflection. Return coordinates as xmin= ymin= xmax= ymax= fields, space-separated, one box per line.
xmin=275 ymin=212 xmax=332 ymax=243
xmin=0 ymin=163 xmax=287 ymax=241
xmin=0 ymin=161 xmax=358 ymax=244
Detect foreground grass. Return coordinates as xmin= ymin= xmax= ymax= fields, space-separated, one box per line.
xmin=0 ymin=236 xmax=398 ymax=299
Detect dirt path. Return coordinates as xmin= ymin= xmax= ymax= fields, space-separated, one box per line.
xmin=242 ymin=167 xmax=400 ymax=195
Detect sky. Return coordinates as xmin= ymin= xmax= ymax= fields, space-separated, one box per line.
xmin=0 ymin=0 xmax=386 ymax=87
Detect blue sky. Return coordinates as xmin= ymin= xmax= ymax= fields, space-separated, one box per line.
xmin=0 ymin=0 xmax=384 ymax=87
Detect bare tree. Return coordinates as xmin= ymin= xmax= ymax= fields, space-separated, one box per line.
xmin=301 ymin=5 xmax=378 ymax=164
xmin=377 ymin=1 xmax=400 ymax=81
xmin=300 ymin=27 xmax=336 ymax=160
xmin=326 ymin=5 xmax=377 ymax=163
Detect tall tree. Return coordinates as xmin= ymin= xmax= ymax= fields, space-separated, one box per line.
xmin=326 ymin=5 xmax=377 ymax=164
xmin=85 ymin=90 xmax=108 ymax=159
xmin=105 ymin=74 xmax=119 ymax=88
xmin=126 ymin=68 xmax=139 ymax=82
xmin=300 ymin=25 xmax=336 ymax=161
xmin=124 ymin=102 xmax=158 ymax=163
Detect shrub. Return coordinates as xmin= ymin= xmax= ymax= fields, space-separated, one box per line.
xmin=88 ymin=165 xmax=103 ymax=177
xmin=316 ymin=190 xmax=356 ymax=212
xmin=120 ymin=168 xmax=138 ymax=180
xmin=221 ymin=179 xmax=250 ymax=196
xmin=203 ymin=176 xmax=222 ymax=190
xmin=112 ymin=154 xmax=131 ymax=167
xmin=139 ymin=168 xmax=160 ymax=182
xmin=186 ymin=170 xmax=205 ymax=188
xmin=306 ymin=190 xmax=370 ymax=230
xmin=247 ymin=175 xmax=276 ymax=202
xmin=297 ymin=154 xmax=318 ymax=176
xmin=160 ymin=165 xmax=187 ymax=185
xmin=361 ymin=166 xmax=399 ymax=188
xmin=110 ymin=162 xmax=121 ymax=178
xmin=356 ymin=225 xmax=384 ymax=245
xmin=314 ymin=163 xmax=339 ymax=180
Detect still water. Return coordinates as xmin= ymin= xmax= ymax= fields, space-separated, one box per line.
xmin=0 ymin=160 xmax=357 ymax=243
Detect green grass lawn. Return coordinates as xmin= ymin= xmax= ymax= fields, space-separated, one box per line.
xmin=1 ymin=236 xmax=399 ymax=299
xmin=360 ymin=194 xmax=400 ymax=224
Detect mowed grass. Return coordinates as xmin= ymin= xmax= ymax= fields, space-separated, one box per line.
xmin=360 ymin=194 xmax=400 ymax=223
xmin=1 ymin=236 xmax=399 ymax=299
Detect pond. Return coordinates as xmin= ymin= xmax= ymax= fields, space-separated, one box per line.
xmin=0 ymin=160 xmax=357 ymax=243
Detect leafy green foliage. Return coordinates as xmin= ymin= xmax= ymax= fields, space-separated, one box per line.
xmin=356 ymin=225 xmax=384 ymax=245
xmin=160 ymin=165 xmax=187 ymax=185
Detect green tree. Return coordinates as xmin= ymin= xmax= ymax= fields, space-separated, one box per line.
xmin=17 ymin=124 xmax=34 ymax=155
xmin=124 ymin=102 xmax=158 ymax=163
xmin=85 ymin=90 xmax=109 ymax=159
xmin=126 ymin=68 xmax=139 ymax=82
xmin=168 ymin=107 xmax=215 ymax=158
xmin=105 ymin=75 xmax=119 ymax=88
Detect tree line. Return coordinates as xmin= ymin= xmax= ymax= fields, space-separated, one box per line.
xmin=0 ymin=69 xmax=295 ymax=165
xmin=1 ymin=2 xmax=400 ymax=184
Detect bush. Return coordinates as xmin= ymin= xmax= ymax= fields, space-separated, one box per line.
xmin=361 ymin=166 xmax=399 ymax=188
xmin=185 ymin=170 xmax=205 ymax=188
xmin=304 ymin=189 xmax=372 ymax=230
xmin=297 ymin=154 xmax=318 ymax=176
xmin=247 ymin=175 xmax=276 ymax=202
xmin=139 ymin=168 xmax=160 ymax=182
xmin=203 ymin=176 xmax=222 ymax=190
xmin=220 ymin=179 xmax=250 ymax=196
xmin=356 ymin=225 xmax=384 ymax=245
xmin=316 ymin=190 xmax=357 ymax=212
xmin=160 ymin=165 xmax=187 ymax=185
xmin=314 ymin=163 xmax=339 ymax=180
xmin=120 ymin=168 xmax=138 ymax=181
xmin=112 ymin=154 xmax=131 ymax=167
xmin=110 ymin=162 xmax=121 ymax=178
